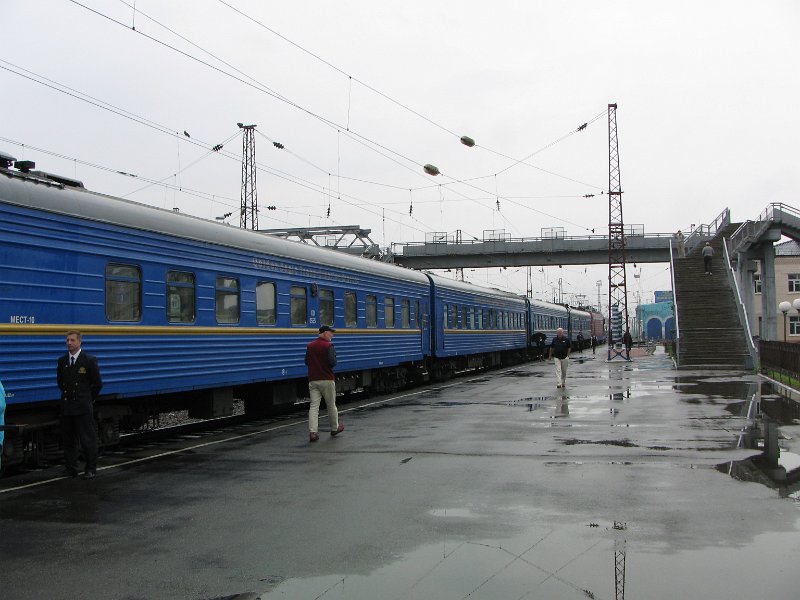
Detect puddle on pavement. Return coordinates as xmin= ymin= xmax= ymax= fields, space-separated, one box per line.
xmin=254 ymin=519 xmax=800 ymax=600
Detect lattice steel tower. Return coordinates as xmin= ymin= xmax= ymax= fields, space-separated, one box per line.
xmin=607 ymin=104 xmax=630 ymax=361
xmin=239 ymin=124 xmax=258 ymax=230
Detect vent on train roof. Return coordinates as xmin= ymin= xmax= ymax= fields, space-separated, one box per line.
xmin=29 ymin=170 xmax=85 ymax=188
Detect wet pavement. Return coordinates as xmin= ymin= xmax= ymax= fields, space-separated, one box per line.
xmin=2 ymin=348 xmax=800 ymax=599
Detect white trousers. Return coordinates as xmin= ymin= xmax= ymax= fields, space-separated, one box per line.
xmin=554 ymin=357 xmax=568 ymax=384
xmin=308 ymin=379 xmax=338 ymax=433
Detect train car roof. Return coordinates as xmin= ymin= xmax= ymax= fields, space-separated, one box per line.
xmin=0 ymin=167 xmax=431 ymax=284
xmin=426 ymin=272 xmax=527 ymax=305
xmin=528 ymin=299 xmax=569 ymax=314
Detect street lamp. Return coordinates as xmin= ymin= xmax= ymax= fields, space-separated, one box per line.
xmin=779 ymin=301 xmax=792 ymax=342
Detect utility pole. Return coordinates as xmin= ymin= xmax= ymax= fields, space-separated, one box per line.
xmin=239 ymin=123 xmax=258 ymax=230
xmin=607 ymin=104 xmax=631 ymax=361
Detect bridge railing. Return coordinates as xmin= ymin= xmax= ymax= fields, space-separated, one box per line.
xmin=392 ymin=229 xmax=673 ymax=254
xmin=730 ymin=203 xmax=800 ymax=252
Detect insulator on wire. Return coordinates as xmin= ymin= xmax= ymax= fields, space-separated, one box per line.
xmin=273 ymin=142 xmax=284 ymax=149
xmin=423 ymin=164 xmax=440 ymax=176
xmin=460 ymin=135 xmax=475 ymax=147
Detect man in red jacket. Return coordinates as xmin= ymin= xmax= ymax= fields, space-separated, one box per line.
xmin=305 ymin=325 xmax=343 ymax=442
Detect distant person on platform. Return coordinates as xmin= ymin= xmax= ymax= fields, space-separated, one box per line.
xmin=591 ymin=334 xmax=597 ymax=355
xmin=305 ymin=325 xmax=343 ymax=442
xmin=57 ymin=330 xmax=102 ymax=479
xmin=676 ymin=230 xmax=686 ymax=258
xmin=702 ymin=242 xmax=714 ymax=275
xmin=623 ymin=330 xmax=633 ymax=354
xmin=549 ymin=328 xmax=571 ymax=389
xmin=576 ymin=332 xmax=584 ymax=353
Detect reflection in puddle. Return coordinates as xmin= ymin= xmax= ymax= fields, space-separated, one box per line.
xmin=719 ymin=383 xmax=800 ymax=499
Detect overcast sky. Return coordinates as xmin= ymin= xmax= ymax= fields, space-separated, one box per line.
xmin=2 ymin=1 xmax=799 ymax=308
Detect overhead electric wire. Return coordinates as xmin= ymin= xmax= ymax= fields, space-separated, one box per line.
xmin=17 ymin=3 xmax=607 ymax=241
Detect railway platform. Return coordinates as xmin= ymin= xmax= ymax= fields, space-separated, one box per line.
xmin=2 ymin=348 xmax=800 ymax=600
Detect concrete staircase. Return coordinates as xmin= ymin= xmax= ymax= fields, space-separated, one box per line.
xmin=674 ymin=224 xmax=752 ymax=368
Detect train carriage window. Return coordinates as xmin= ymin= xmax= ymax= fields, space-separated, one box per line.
xmin=401 ymin=299 xmax=410 ymax=328
xmin=105 ymin=263 xmax=141 ymax=322
xmin=290 ymin=286 xmax=307 ymax=326
xmin=414 ymin=300 xmax=420 ymax=329
xmin=166 ymin=271 xmax=195 ymax=323
xmin=450 ymin=304 xmax=456 ymax=328
xmin=319 ymin=288 xmax=334 ymax=327
xmin=462 ymin=306 xmax=467 ymax=330
xmin=477 ymin=308 xmax=483 ymax=329
xmin=215 ymin=276 xmax=240 ymax=324
xmin=366 ymin=295 xmax=377 ymax=327
xmin=345 ymin=291 xmax=357 ymax=327
xmin=256 ymin=281 xmax=276 ymax=325
xmin=384 ymin=297 xmax=395 ymax=327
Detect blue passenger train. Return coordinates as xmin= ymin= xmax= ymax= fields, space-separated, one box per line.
xmin=0 ymin=156 xmax=603 ymax=470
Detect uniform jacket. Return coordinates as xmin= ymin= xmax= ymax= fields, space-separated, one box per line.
xmin=57 ymin=352 xmax=102 ymax=416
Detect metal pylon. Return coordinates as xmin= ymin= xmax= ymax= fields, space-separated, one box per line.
xmin=607 ymin=103 xmax=630 ymax=361
xmin=240 ymin=124 xmax=258 ymax=230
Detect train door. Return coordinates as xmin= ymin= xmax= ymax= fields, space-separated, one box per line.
xmin=419 ymin=298 xmax=430 ymax=357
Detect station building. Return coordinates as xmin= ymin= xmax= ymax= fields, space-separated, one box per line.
xmin=751 ymin=240 xmax=800 ymax=342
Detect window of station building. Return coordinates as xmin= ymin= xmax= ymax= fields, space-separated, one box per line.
xmin=345 ymin=291 xmax=357 ymax=327
xmin=319 ymin=288 xmax=334 ymax=327
xmin=105 ymin=263 xmax=142 ymax=322
xmin=166 ymin=271 xmax=195 ymax=323
xmin=791 ymin=315 xmax=800 ymax=336
xmin=384 ymin=297 xmax=395 ymax=327
xmin=290 ymin=285 xmax=307 ymax=326
xmin=790 ymin=273 xmax=800 ymax=293
xmin=255 ymin=281 xmax=276 ymax=325
xmin=401 ymin=299 xmax=410 ymax=328
xmin=366 ymin=294 xmax=377 ymax=327
xmin=215 ymin=276 xmax=240 ymax=324
xmin=754 ymin=274 xmax=762 ymax=294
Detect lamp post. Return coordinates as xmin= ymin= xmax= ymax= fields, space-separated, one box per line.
xmin=779 ymin=301 xmax=792 ymax=342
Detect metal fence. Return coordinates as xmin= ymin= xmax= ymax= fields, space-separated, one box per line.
xmin=759 ymin=340 xmax=800 ymax=378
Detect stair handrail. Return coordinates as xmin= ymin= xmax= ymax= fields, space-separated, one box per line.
xmin=669 ymin=240 xmax=680 ymax=363
xmin=685 ymin=207 xmax=730 ymax=254
xmin=723 ymin=236 xmax=757 ymax=369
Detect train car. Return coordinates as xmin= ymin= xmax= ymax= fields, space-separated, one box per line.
xmin=588 ymin=310 xmax=606 ymax=344
xmin=0 ymin=159 xmax=433 ymax=467
xmin=426 ymin=274 xmax=528 ymax=378
xmin=567 ymin=306 xmax=592 ymax=350
xmin=527 ymin=299 xmax=570 ymax=356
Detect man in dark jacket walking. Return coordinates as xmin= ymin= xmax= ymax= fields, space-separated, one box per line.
xmin=57 ymin=330 xmax=102 ymax=478
xmin=549 ymin=328 xmax=571 ymax=389
xmin=305 ymin=325 xmax=343 ymax=442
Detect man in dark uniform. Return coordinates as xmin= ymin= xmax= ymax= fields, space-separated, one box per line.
xmin=57 ymin=330 xmax=102 ymax=479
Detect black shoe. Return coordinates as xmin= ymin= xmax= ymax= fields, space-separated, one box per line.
xmin=331 ymin=423 xmax=344 ymax=437
xmin=61 ymin=468 xmax=78 ymax=478
xmin=82 ymin=471 xmax=96 ymax=480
